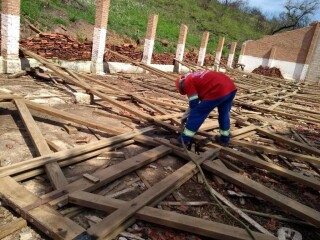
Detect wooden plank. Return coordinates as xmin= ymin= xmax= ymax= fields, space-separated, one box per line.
xmin=85 ymin=149 xmax=218 ymax=239
xmin=0 ymin=94 xmax=22 ymax=100
xmin=0 ymin=176 xmax=84 ymax=239
xmin=236 ymin=100 xmax=320 ymax=125
xmin=24 ymin=100 xmax=123 ymax=135
xmin=83 ymin=173 xmax=100 ymax=183
xmin=203 ymin=161 xmax=320 ymax=228
xmin=231 ymin=125 xmax=257 ymax=137
xmin=0 ymin=127 xmax=153 ymax=178
xmin=231 ymin=139 xmax=320 ymax=165
xmin=0 ymin=218 xmax=27 ymax=239
xmin=257 ymin=128 xmax=320 ymax=157
xmin=69 ymin=191 xmax=277 ymax=240
xmin=219 ymin=147 xmax=320 ymax=191
xmin=14 ymin=99 xmax=68 ymax=190
xmin=42 ymin=145 xmax=172 ymax=207
xmin=13 ymin=140 xmax=134 ymax=181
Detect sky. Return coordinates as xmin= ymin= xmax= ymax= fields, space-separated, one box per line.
xmin=246 ymin=0 xmax=320 ymax=21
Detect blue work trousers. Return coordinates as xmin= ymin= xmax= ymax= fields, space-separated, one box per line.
xmin=179 ymin=90 xmax=237 ymax=144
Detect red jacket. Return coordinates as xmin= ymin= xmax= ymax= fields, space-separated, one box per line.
xmin=183 ymin=71 xmax=236 ymax=101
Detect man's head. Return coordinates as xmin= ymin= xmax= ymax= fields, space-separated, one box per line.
xmin=175 ymin=73 xmax=190 ymax=95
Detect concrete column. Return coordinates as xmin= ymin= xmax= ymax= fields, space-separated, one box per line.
xmin=238 ymin=42 xmax=247 ymax=65
xmin=268 ymin=47 xmax=277 ymax=68
xmin=227 ymin=42 xmax=237 ymax=68
xmin=142 ymin=14 xmax=158 ymax=65
xmin=91 ymin=0 xmax=110 ymax=74
xmin=174 ymin=24 xmax=188 ymax=73
xmin=197 ymin=31 xmax=210 ymax=66
xmin=1 ymin=0 xmax=21 ymax=73
xmin=214 ymin=37 xmax=225 ymax=69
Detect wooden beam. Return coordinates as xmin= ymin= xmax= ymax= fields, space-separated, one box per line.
xmin=42 ymin=145 xmax=172 ymax=207
xmin=203 ymin=161 xmax=320 ymax=228
xmin=69 ymin=191 xmax=277 ymax=240
xmin=231 ymin=139 xmax=320 ymax=165
xmin=0 ymin=127 xmax=154 ymax=178
xmin=0 ymin=176 xmax=84 ymax=239
xmin=0 ymin=218 xmax=27 ymax=239
xmin=14 ymin=99 xmax=68 ymax=190
xmin=219 ymin=147 xmax=320 ymax=191
xmin=257 ymin=128 xmax=320 ymax=157
xmin=84 ymin=150 xmax=218 ymax=239
xmin=24 ymin=100 xmax=123 ymax=135
xmin=12 ymin=140 xmax=134 ymax=182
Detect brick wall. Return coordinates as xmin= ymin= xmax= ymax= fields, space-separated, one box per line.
xmin=244 ymin=25 xmax=315 ymax=63
xmin=95 ymin=0 xmax=110 ymax=29
xmin=2 ymin=0 xmax=20 ymax=16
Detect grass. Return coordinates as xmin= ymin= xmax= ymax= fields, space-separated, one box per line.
xmin=21 ymin=0 xmax=267 ymax=55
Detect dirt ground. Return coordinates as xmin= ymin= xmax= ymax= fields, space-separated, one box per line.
xmin=1 ymin=72 xmax=320 ymax=240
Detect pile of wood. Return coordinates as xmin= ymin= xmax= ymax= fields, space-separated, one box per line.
xmin=1 ymin=48 xmax=320 ymax=240
xmin=252 ymin=65 xmax=284 ymax=79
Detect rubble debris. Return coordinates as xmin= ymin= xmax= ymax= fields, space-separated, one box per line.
xmin=252 ymin=65 xmax=284 ymax=79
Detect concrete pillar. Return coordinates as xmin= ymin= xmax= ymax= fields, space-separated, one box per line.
xmin=268 ymin=47 xmax=277 ymax=68
xmin=142 ymin=14 xmax=158 ymax=65
xmin=91 ymin=0 xmax=110 ymax=74
xmin=238 ymin=42 xmax=247 ymax=65
xmin=1 ymin=0 xmax=21 ymax=73
xmin=227 ymin=42 xmax=237 ymax=68
xmin=174 ymin=24 xmax=188 ymax=73
xmin=214 ymin=37 xmax=225 ymax=70
xmin=197 ymin=31 xmax=210 ymax=66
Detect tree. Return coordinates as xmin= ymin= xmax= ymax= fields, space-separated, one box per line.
xmin=271 ymin=0 xmax=320 ymax=34
xmin=218 ymin=0 xmax=248 ymax=9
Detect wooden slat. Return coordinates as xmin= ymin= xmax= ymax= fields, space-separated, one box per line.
xmin=0 ymin=127 xmax=153 ymax=178
xmin=0 ymin=218 xmax=27 ymax=239
xmin=69 ymin=191 xmax=277 ymax=240
xmin=220 ymin=147 xmax=320 ymax=191
xmin=24 ymin=100 xmax=123 ymax=135
xmin=0 ymin=176 xmax=84 ymax=239
xmin=257 ymin=128 xmax=320 ymax=157
xmin=85 ymin=149 xmax=218 ymax=239
xmin=14 ymin=99 xmax=68 ymax=189
xmin=13 ymin=140 xmax=134 ymax=181
xmin=231 ymin=139 xmax=320 ymax=165
xmin=203 ymin=161 xmax=320 ymax=228
xmin=42 ymin=145 xmax=172 ymax=207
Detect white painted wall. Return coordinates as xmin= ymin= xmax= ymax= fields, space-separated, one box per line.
xmin=240 ymin=54 xmax=309 ymax=80
xmin=240 ymin=55 xmax=269 ymax=72
xmin=91 ymin=27 xmax=107 ymax=63
xmin=227 ymin=53 xmax=234 ymax=68
xmin=1 ymin=14 xmax=20 ymax=56
xmin=197 ymin=47 xmax=206 ymax=66
xmin=142 ymin=39 xmax=155 ymax=65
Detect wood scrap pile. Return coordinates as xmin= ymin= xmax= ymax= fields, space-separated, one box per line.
xmin=1 ymin=49 xmax=320 ymax=240
xmin=252 ymin=65 xmax=284 ymax=79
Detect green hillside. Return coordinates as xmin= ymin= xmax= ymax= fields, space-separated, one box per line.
xmin=20 ymin=0 xmax=269 ymax=54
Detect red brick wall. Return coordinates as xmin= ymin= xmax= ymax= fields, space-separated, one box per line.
xmin=2 ymin=0 xmax=20 ymax=15
xmin=244 ymin=25 xmax=316 ymax=63
xmin=95 ymin=0 xmax=110 ymax=29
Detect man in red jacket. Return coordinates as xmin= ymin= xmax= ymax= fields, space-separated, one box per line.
xmin=175 ymin=70 xmax=237 ymax=145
